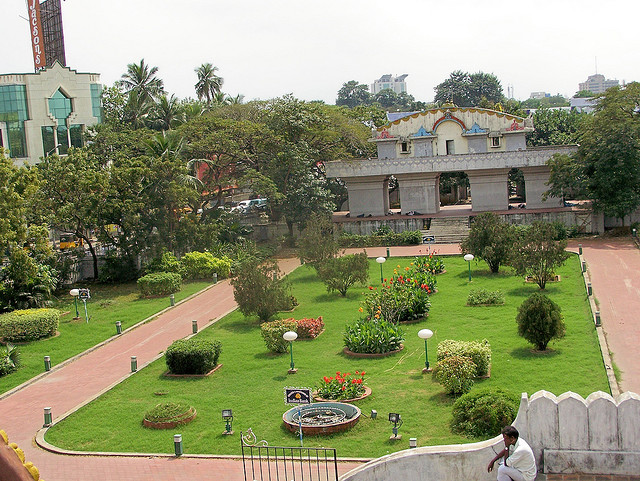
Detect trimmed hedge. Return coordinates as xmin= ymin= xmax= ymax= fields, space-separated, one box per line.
xmin=437 ymin=339 xmax=491 ymax=377
xmin=467 ymin=288 xmax=505 ymax=306
xmin=165 ymin=338 xmax=222 ymax=375
xmin=338 ymin=230 xmax=422 ymax=247
xmin=0 ymin=308 xmax=59 ymax=342
xmin=180 ymin=252 xmax=231 ymax=280
xmin=261 ymin=319 xmax=297 ymax=353
xmin=137 ymin=272 xmax=182 ymax=297
xmin=434 ymin=355 xmax=476 ymax=396
xmin=451 ymin=388 xmax=520 ymax=438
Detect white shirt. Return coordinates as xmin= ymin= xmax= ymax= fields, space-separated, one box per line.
xmin=506 ymin=437 xmax=537 ymax=481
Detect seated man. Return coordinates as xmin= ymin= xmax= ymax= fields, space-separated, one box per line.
xmin=487 ymin=425 xmax=537 ymax=481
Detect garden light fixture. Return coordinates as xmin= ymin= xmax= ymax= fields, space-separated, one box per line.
xmin=69 ymin=289 xmax=80 ymax=319
xmin=283 ymin=331 xmax=298 ymax=373
xmin=388 ymin=412 xmax=403 ymax=439
xmin=464 ymin=254 xmax=474 ymax=282
xmin=222 ymin=409 xmax=234 ymax=435
xmin=418 ymin=328 xmax=434 ymax=373
xmin=376 ymin=256 xmax=386 ymax=283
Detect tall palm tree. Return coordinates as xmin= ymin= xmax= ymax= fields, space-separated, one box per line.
xmin=150 ymin=94 xmax=184 ymax=131
xmin=194 ymin=63 xmax=223 ymax=104
xmin=119 ymin=59 xmax=165 ymax=102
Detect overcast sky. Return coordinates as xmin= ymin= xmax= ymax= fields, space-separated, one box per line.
xmin=2 ymin=0 xmax=639 ymax=104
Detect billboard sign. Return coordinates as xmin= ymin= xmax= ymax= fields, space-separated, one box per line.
xmin=27 ymin=0 xmax=46 ymax=71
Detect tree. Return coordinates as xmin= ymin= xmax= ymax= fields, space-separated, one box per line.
xmin=543 ymin=153 xmax=587 ymax=203
xmin=336 ymin=81 xmax=370 ymax=108
xmin=372 ymin=88 xmax=399 ymax=109
xmin=508 ymin=222 xmax=570 ymax=289
xmin=316 ymin=253 xmax=369 ymax=296
xmin=298 ymin=213 xmax=339 ymax=267
xmin=516 ymin=293 xmax=565 ymax=351
xmin=434 ymin=71 xmax=504 ymax=107
xmin=526 ymin=108 xmax=586 ymax=147
xmin=461 ymin=213 xmax=514 ymax=273
xmin=574 ymin=90 xmax=595 ymax=98
xmin=119 ymin=59 xmax=165 ymax=103
xmin=150 ymin=94 xmax=184 ymax=131
xmin=194 ymin=63 xmax=223 ymax=104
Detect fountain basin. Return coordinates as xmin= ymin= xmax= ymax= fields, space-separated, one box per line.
xmin=283 ymin=402 xmax=361 ymax=436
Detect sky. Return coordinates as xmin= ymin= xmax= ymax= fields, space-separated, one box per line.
xmin=2 ymin=0 xmax=640 ymax=104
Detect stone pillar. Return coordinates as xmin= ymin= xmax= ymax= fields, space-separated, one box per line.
xmin=395 ymin=173 xmax=441 ymax=215
xmin=343 ymin=176 xmax=389 ymax=217
xmin=467 ymin=169 xmax=509 ymax=211
xmin=521 ymin=166 xmax=563 ymax=209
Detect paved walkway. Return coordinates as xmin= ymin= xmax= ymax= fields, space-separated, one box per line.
xmin=0 ymin=241 xmax=638 ymax=480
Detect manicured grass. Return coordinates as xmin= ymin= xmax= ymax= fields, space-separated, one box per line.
xmin=0 ymin=281 xmax=211 ymax=395
xmin=45 ymin=254 xmax=608 ymax=458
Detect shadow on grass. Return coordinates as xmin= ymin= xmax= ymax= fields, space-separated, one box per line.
xmin=510 ymin=347 xmax=561 ymax=359
xmin=218 ymin=319 xmax=260 ymax=334
xmin=313 ymin=291 xmax=361 ymax=303
xmin=254 ymin=351 xmax=284 ymax=360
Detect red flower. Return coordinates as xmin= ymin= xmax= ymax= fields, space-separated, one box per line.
xmin=355 ymin=370 xmax=360 ymax=374
xmin=368 ymin=286 xmax=373 ymax=290
xmin=361 ymin=371 xmax=366 ymax=375
xmin=342 ymin=386 xmax=346 ymax=391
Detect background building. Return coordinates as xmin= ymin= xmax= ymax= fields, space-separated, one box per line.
xmin=579 ymin=74 xmax=619 ymax=94
xmin=0 ymin=62 xmax=102 ymax=165
xmin=371 ymin=74 xmax=408 ymax=95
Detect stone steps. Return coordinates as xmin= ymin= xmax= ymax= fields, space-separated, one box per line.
xmin=421 ymin=216 xmax=470 ymax=244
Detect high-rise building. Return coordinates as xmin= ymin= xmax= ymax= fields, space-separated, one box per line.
xmin=578 ymin=74 xmax=619 ymax=94
xmin=371 ymin=74 xmax=408 ymax=95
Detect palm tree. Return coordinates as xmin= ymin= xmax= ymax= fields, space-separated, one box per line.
xmin=194 ymin=63 xmax=223 ymax=104
xmin=150 ymin=94 xmax=184 ymax=131
xmin=119 ymin=59 xmax=165 ymax=102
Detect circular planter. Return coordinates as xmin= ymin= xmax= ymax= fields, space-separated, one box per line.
xmin=283 ymin=402 xmax=361 ymax=436
xmin=143 ymin=407 xmax=197 ymax=429
xmin=314 ymin=386 xmax=371 ymax=403
xmin=343 ymin=345 xmax=404 ymax=358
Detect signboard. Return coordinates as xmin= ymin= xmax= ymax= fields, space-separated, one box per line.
xmin=284 ymin=387 xmax=312 ymax=405
xmin=27 ymin=0 xmax=47 ymax=71
xmin=78 ymin=288 xmax=91 ymax=301
xmin=422 ymin=235 xmax=436 ymax=244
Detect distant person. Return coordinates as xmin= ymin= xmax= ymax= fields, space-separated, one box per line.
xmin=487 ymin=425 xmax=537 ymax=481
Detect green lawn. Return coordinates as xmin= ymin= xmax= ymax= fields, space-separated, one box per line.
xmin=0 ymin=281 xmax=212 ymax=395
xmin=44 ymin=254 xmax=608 ymax=458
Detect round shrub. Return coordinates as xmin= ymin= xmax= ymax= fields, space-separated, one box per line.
xmin=180 ymin=252 xmax=231 ymax=280
xmin=0 ymin=344 xmax=20 ymax=377
xmin=261 ymin=319 xmax=298 ymax=353
xmin=145 ymin=251 xmax=181 ymax=274
xmin=137 ymin=272 xmax=182 ymax=297
xmin=451 ymin=388 xmax=520 ymax=438
xmin=343 ymin=318 xmax=404 ymax=354
xmin=434 ymin=355 xmax=476 ymax=396
xmin=165 ymin=338 xmax=222 ymax=375
xmin=0 ymin=308 xmax=59 ymax=342
xmin=516 ymin=293 xmax=565 ymax=350
xmin=437 ymin=339 xmax=491 ymax=377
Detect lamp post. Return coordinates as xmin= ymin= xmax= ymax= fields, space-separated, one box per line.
xmin=221 ymin=409 xmax=234 ymax=435
xmin=69 ymin=289 xmax=80 ymax=319
xmin=464 ymin=254 xmax=474 ymax=282
xmin=283 ymin=331 xmax=298 ymax=374
xmin=376 ymin=256 xmax=386 ymax=283
xmin=45 ymin=143 xmax=62 ymax=157
xmin=417 ymin=328 xmax=433 ymax=373
xmin=388 ymin=412 xmax=403 ymax=440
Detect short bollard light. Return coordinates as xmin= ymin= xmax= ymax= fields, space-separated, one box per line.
xmin=587 ymin=282 xmax=592 ymax=296
xmin=213 ymin=273 xmax=218 ymax=284
xmin=69 ymin=288 xmax=80 ymax=319
xmin=464 ymin=253 xmax=475 ymax=282
xmin=283 ymin=331 xmax=298 ymax=374
xmin=44 ymin=356 xmax=51 ymax=372
xmin=376 ymin=256 xmax=386 ymax=283
xmin=633 ymin=228 xmax=637 ymax=238
xmin=174 ymin=434 xmax=183 ymax=456
xmin=222 ymin=409 xmax=234 ymax=435
xmin=115 ymin=321 xmax=122 ymax=334
xmin=43 ymin=407 xmax=52 ymax=427
xmin=409 ymin=437 xmax=418 ymax=448
xmin=131 ymin=356 xmax=137 ymax=372
xmin=578 ymin=244 xmax=583 ymax=255
xmin=418 ymin=329 xmax=434 ymax=373
xmin=169 ymin=294 xmax=175 ymax=306
xmin=192 ymin=320 xmax=198 ymax=334
xmin=595 ymin=311 xmax=601 ymax=327
xmin=389 ymin=413 xmax=403 ymax=440
xmin=370 ymin=409 xmax=377 ymax=420
xmin=386 ymin=247 xmax=390 ymax=258
xmin=582 ymin=260 xmax=587 ymax=273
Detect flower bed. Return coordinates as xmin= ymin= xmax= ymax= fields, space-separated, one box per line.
xmin=314 ymin=370 xmax=367 ymax=401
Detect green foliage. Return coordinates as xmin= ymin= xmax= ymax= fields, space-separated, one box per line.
xmin=165 ymin=338 xmax=221 ymax=374
xmin=461 ymin=213 xmax=514 ymax=273
xmin=412 ymin=254 xmax=445 ymax=274
xmin=362 ymin=275 xmax=432 ymax=324
xmin=137 ymin=272 xmax=182 ymax=297
xmin=298 ymin=213 xmax=339 ymax=267
xmin=434 ymin=355 xmax=477 ymax=396
xmin=343 ymin=318 xmax=404 ymax=354
xmin=180 ymin=251 xmax=231 ymax=280
xmin=516 ymin=293 xmax=565 ymax=351
xmin=260 ymin=319 xmax=297 ymax=353
xmin=98 ymin=255 xmax=139 ymax=283
xmin=145 ymin=251 xmax=181 ymax=274
xmin=316 ymin=253 xmax=369 ymax=296
xmin=144 ymin=402 xmax=194 ymax=424
xmin=467 ymin=288 xmax=505 ymax=306
xmin=451 ymin=388 xmax=520 ymax=438
xmin=338 ymin=230 xmax=421 ymax=247
xmin=437 ymin=339 xmax=492 ymax=377
xmin=336 ymin=81 xmax=371 ymax=108
xmin=0 ymin=344 xmax=20 ymax=377
xmin=0 ymin=308 xmax=59 ymax=342
xmin=0 ymin=246 xmax=58 ymax=311
xmin=231 ymin=259 xmax=291 ymax=321
xmin=434 ymin=71 xmax=504 ymax=107
xmin=509 ymin=221 xmax=570 ymax=289
xmin=526 ymin=108 xmax=585 ymax=147
xmin=315 ymin=370 xmax=366 ymax=400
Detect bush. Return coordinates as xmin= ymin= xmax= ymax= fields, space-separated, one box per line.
xmin=180 ymin=251 xmax=231 ymax=280
xmin=338 ymin=230 xmax=422 ymax=248
xmin=145 ymin=251 xmax=181 ymax=275
xmin=0 ymin=308 xmax=59 ymax=342
xmin=137 ymin=272 xmax=182 ymax=297
xmin=165 ymin=338 xmax=222 ymax=374
xmin=362 ymin=277 xmax=431 ymax=324
xmin=343 ymin=318 xmax=404 ymax=354
xmin=461 ymin=212 xmax=514 ymax=273
xmin=144 ymin=402 xmax=194 ymax=424
xmin=412 ymin=254 xmax=446 ymax=274
xmin=260 ymin=319 xmax=298 ymax=353
xmin=231 ymin=259 xmax=291 ymax=321
xmin=434 ymin=355 xmax=477 ymax=396
xmin=294 ymin=317 xmax=324 ymax=339
xmin=298 ymin=213 xmax=339 ymax=267
xmin=315 ymin=370 xmax=366 ymax=400
xmin=516 ymin=293 xmax=565 ymax=350
xmin=437 ymin=339 xmax=491 ymax=377
xmin=0 ymin=344 xmax=20 ymax=377
xmin=467 ymin=288 xmax=505 ymax=306
xmin=451 ymin=388 xmax=520 ymax=438
xmin=316 ymin=253 xmax=369 ymax=296
xmin=98 ymin=255 xmax=139 ymax=283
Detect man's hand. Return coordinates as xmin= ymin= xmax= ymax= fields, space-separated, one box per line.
xmin=487 ymin=460 xmax=495 ymax=472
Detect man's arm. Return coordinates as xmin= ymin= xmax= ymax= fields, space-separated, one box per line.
xmin=487 ymin=448 xmax=508 ymax=472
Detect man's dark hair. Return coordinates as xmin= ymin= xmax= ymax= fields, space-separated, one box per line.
xmin=501 ymin=425 xmax=519 ymax=439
